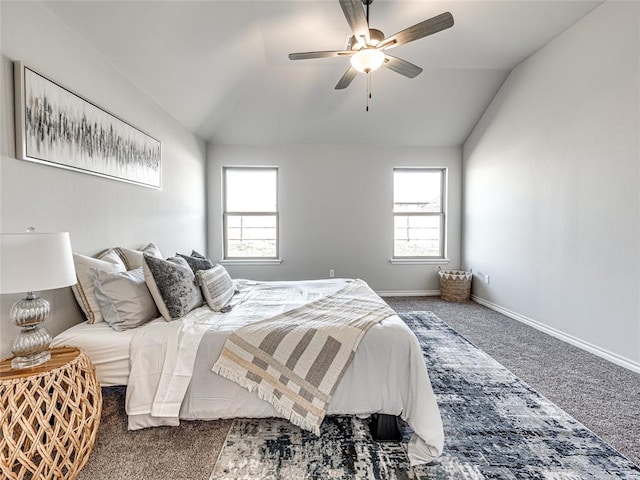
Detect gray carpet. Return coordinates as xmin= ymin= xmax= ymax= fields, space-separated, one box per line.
xmin=77 ymin=386 xmax=232 ymax=480
xmin=78 ymin=298 xmax=640 ymax=478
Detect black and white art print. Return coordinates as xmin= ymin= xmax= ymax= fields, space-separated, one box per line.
xmin=14 ymin=62 xmax=161 ymax=188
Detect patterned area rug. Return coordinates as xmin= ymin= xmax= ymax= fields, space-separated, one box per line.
xmin=212 ymin=312 xmax=640 ymax=479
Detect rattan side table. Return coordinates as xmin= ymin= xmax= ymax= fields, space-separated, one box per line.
xmin=0 ymin=346 xmax=102 ymax=480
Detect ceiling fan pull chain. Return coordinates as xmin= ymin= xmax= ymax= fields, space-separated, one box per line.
xmin=366 ymin=71 xmax=371 ymax=112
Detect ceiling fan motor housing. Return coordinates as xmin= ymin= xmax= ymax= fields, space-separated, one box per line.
xmin=349 ymin=28 xmax=385 ymax=49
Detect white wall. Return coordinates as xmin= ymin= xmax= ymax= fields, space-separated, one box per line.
xmin=463 ymin=1 xmax=640 ymax=369
xmin=0 ymin=2 xmax=207 ymax=357
xmin=207 ymin=144 xmax=462 ymax=293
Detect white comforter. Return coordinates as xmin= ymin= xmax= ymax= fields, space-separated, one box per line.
xmin=125 ymin=279 xmax=444 ymax=465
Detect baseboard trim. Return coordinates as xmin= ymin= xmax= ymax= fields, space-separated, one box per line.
xmin=471 ymin=294 xmax=640 ymax=374
xmin=377 ymin=290 xmax=440 ymax=297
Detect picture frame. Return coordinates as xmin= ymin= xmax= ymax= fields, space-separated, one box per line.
xmin=13 ymin=61 xmax=161 ymax=189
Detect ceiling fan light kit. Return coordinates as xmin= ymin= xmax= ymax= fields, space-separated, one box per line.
xmin=288 ymin=0 xmax=454 ymax=109
xmin=350 ymin=48 xmax=384 ymax=73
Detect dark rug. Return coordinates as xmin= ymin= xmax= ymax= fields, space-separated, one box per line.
xmin=212 ymin=311 xmax=640 ymax=479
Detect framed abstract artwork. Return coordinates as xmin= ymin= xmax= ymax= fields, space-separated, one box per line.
xmin=13 ymin=61 xmax=161 ymax=189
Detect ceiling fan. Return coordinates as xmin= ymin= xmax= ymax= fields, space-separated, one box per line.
xmin=288 ymin=0 xmax=454 ymax=90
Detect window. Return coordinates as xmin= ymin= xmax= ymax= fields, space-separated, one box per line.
xmin=223 ymin=167 xmax=278 ymax=259
xmin=393 ymin=168 xmax=445 ymax=258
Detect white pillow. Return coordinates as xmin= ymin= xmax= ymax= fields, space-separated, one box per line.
xmin=143 ymin=255 xmax=203 ymax=321
xmin=197 ymin=264 xmax=235 ymax=312
xmin=72 ymin=250 xmax=126 ymax=324
xmin=92 ymin=268 xmax=159 ymax=331
xmin=115 ymin=242 xmax=163 ymax=270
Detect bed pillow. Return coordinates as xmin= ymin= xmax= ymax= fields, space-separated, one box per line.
xmin=176 ymin=251 xmax=214 ymax=274
xmin=72 ymin=250 xmax=127 ymax=324
xmin=92 ymin=267 xmax=159 ymax=331
xmin=197 ymin=264 xmax=235 ymax=313
xmin=143 ymin=254 xmax=203 ymax=321
xmin=115 ymin=242 xmax=163 ymax=270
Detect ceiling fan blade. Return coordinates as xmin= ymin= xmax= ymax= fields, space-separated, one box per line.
xmin=335 ymin=66 xmax=358 ymax=90
xmin=289 ymin=50 xmax=354 ymax=60
xmin=379 ymin=12 xmax=454 ymax=50
xmin=339 ymin=0 xmax=370 ymax=45
xmin=383 ymin=54 xmax=423 ymax=78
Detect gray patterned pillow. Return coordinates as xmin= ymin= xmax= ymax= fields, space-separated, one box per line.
xmin=176 ymin=252 xmax=214 ymax=274
xmin=143 ymin=254 xmax=203 ymax=321
xmin=196 ymin=264 xmax=235 ymax=312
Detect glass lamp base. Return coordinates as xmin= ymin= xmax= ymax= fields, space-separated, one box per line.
xmin=10 ymin=293 xmax=53 ymax=369
xmin=11 ymin=350 xmax=51 ymax=369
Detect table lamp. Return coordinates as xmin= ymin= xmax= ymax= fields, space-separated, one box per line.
xmin=0 ymin=230 xmax=76 ymax=369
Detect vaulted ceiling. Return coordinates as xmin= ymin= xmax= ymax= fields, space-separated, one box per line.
xmin=43 ymin=1 xmax=602 ymax=147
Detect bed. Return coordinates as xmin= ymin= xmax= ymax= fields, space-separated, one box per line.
xmin=52 ymin=277 xmax=444 ymax=466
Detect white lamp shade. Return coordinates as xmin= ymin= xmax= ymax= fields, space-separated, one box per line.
xmin=0 ymin=232 xmax=76 ymax=294
xmin=350 ymin=48 xmax=385 ymax=73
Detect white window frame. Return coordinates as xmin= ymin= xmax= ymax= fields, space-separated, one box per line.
xmin=222 ymin=166 xmax=279 ymax=262
xmin=392 ymin=167 xmax=447 ymax=262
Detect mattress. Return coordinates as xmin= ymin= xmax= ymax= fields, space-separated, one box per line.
xmin=51 ymin=317 xmax=163 ymax=386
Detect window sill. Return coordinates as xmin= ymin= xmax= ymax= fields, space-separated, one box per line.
xmin=389 ymin=258 xmax=450 ymax=265
xmin=220 ymin=259 xmax=282 ymax=266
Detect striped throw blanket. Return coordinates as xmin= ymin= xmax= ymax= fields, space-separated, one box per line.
xmin=212 ymin=279 xmax=396 ymax=434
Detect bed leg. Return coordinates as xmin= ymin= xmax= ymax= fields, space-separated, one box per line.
xmin=369 ymin=414 xmax=402 ymax=442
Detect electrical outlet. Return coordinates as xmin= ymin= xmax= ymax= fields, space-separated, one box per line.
xmin=329 ymin=269 xmax=335 ymax=278
xmin=477 ymin=271 xmax=490 ymax=284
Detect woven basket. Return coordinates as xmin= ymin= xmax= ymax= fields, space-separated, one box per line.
xmin=438 ymin=267 xmax=472 ymax=302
